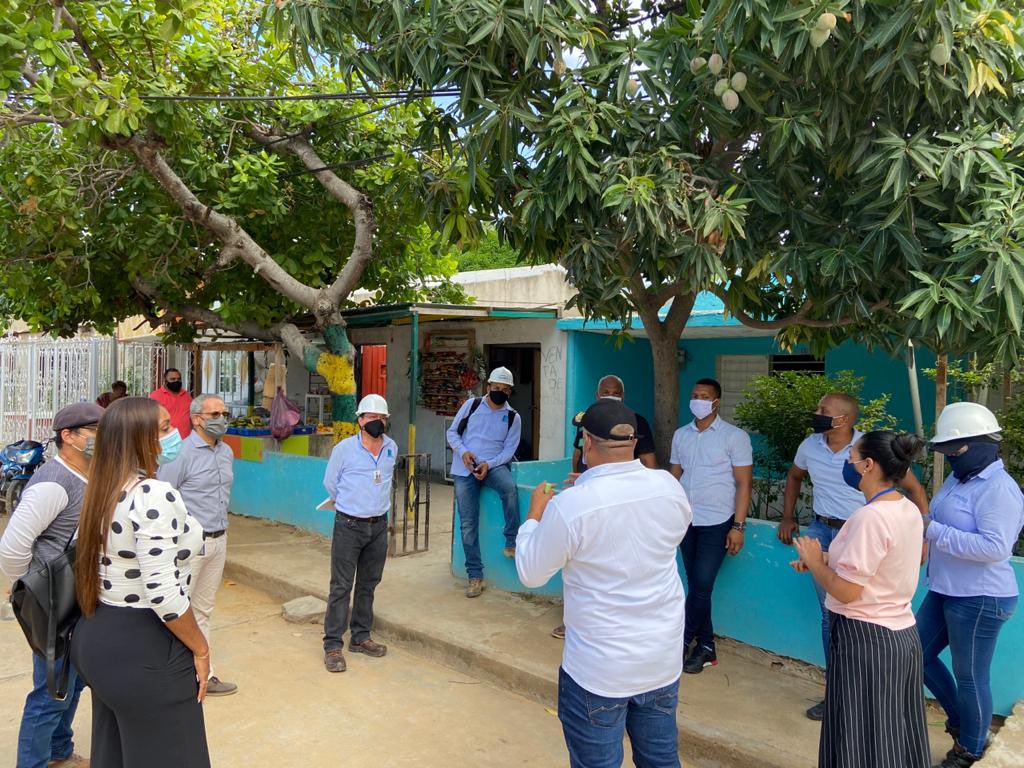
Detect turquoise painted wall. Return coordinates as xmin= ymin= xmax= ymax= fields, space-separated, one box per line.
xmin=230 ymin=452 xmax=334 ymax=538
xmin=565 ymin=331 xmax=943 ymax=454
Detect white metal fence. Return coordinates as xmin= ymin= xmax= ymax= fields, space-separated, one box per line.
xmin=0 ymin=337 xmax=190 ymax=445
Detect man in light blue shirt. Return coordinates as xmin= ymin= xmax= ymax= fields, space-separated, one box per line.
xmin=321 ymin=394 xmax=398 ymax=673
xmin=446 ymin=366 xmax=522 ymax=598
xmin=778 ymin=392 xmax=928 ymax=720
xmin=669 ymin=378 xmax=752 ymax=675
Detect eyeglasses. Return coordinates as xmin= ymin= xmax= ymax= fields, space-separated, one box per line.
xmin=200 ymin=411 xmax=231 ymax=418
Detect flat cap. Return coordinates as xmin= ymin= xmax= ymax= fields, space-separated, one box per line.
xmin=572 ymin=399 xmax=637 ymax=441
xmin=53 ymin=402 xmax=105 ymax=433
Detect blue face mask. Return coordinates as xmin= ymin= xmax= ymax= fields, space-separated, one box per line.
xmin=946 ymin=441 xmax=1000 ymax=482
xmin=842 ymin=459 xmax=865 ymax=492
xmin=158 ymin=430 xmax=183 ymax=465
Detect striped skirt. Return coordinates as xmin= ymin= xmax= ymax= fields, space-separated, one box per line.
xmin=819 ymin=613 xmax=930 ymax=768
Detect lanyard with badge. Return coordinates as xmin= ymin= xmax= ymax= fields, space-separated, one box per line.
xmin=361 ymin=441 xmax=385 ymax=484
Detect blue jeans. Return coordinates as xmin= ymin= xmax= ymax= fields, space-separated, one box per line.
xmin=17 ymin=653 xmax=86 ymax=768
xmin=805 ymin=518 xmax=841 ymax=662
xmin=680 ymin=516 xmax=733 ymax=651
xmin=916 ymin=591 xmax=1018 ymax=757
xmin=454 ymin=464 xmax=520 ymax=580
xmin=558 ymin=667 xmax=680 ymax=768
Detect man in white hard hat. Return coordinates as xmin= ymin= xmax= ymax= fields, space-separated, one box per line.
xmin=321 ymin=394 xmax=398 ymax=672
xmin=446 ymin=366 xmax=522 ymax=598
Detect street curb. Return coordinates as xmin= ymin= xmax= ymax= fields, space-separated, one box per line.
xmin=224 ymin=558 xmax=811 ymax=768
xmin=976 ymin=700 xmax=1024 ymax=767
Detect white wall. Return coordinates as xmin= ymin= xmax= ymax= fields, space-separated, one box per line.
xmin=348 ymin=317 xmax=568 ymax=471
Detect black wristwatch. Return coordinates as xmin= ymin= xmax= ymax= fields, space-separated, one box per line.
xmin=731 ymin=521 xmax=746 ymax=532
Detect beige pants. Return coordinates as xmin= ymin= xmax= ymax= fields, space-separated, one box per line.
xmin=190 ymin=533 xmax=227 ymax=679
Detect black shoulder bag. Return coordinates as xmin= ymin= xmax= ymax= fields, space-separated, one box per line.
xmin=11 ymin=532 xmax=81 ymax=700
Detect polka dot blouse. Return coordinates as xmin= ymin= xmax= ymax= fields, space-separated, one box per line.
xmin=98 ymin=478 xmax=204 ymax=622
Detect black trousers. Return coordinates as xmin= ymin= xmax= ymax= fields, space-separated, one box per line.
xmin=323 ymin=513 xmax=388 ymax=650
xmin=820 ymin=613 xmax=930 ymax=768
xmin=71 ymin=603 xmax=210 ymax=768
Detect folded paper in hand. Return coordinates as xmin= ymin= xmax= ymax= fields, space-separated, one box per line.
xmin=316 ymin=497 xmax=334 ymax=511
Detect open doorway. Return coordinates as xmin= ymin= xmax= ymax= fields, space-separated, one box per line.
xmin=486 ymin=344 xmax=540 ymax=461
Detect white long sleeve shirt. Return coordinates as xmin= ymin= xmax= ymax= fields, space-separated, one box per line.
xmin=515 ymin=459 xmax=692 ymax=697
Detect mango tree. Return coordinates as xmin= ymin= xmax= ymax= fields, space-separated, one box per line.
xmin=276 ymin=0 xmax=1024 ymax=458
xmin=0 ymin=0 xmax=461 ymax=437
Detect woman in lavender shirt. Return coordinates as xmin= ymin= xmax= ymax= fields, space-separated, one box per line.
xmin=918 ymin=403 xmax=1024 ymax=768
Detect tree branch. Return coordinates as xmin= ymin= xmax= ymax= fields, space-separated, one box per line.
xmin=709 ymin=285 xmax=890 ymax=329
xmin=52 ymin=1 xmax=104 ymax=76
xmin=251 ymin=128 xmax=376 ymax=312
xmin=120 ymin=133 xmax=320 ymax=311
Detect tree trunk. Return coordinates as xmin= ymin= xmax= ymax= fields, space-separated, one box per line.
xmin=932 ymin=353 xmax=948 ymax=496
xmin=648 ymin=329 xmax=681 ymax=465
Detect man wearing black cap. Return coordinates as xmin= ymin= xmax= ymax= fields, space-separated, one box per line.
xmin=1 ymin=402 xmax=103 ymax=768
xmin=515 ymin=400 xmax=692 ymax=768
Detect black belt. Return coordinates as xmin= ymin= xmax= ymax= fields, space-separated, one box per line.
xmin=814 ymin=515 xmax=846 ymax=530
xmin=336 ymin=510 xmax=386 ymax=523
xmin=203 ymin=529 xmax=226 ymax=539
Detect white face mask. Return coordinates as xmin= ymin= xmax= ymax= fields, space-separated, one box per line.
xmin=599 ymin=395 xmax=623 ymax=402
xmin=689 ymin=399 xmax=716 ymax=420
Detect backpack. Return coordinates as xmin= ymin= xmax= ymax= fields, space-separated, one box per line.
xmin=457 ymin=397 xmax=518 ymax=437
xmin=11 ymin=531 xmax=79 ymax=700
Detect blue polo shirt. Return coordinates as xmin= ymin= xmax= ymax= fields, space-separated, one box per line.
xmin=323 ymin=434 xmax=398 ymax=518
xmin=445 ymin=397 xmax=521 ymax=478
xmin=794 ymin=430 xmax=865 ymax=521
xmin=926 ymin=459 xmax=1024 ymax=598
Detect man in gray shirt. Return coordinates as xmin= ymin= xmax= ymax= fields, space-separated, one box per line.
xmin=1 ymin=401 xmax=103 ymax=768
xmin=157 ymin=393 xmax=237 ymax=696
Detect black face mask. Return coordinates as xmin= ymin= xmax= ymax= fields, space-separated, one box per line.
xmin=489 ymin=390 xmax=509 ymax=406
xmin=363 ymin=419 xmax=386 ymax=438
xmin=811 ymin=413 xmax=836 ymax=433
xmin=166 ymin=380 xmax=183 ymax=393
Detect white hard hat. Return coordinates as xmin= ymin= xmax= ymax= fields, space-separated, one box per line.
xmin=931 ymin=401 xmax=1001 ymax=444
xmin=356 ymin=394 xmax=389 ymax=417
xmin=488 ymin=366 xmax=514 ymax=386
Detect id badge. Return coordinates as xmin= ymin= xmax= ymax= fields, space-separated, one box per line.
xmin=373 ymin=469 xmax=382 ymax=485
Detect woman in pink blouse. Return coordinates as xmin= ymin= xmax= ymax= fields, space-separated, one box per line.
xmin=793 ymin=431 xmax=930 ymax=768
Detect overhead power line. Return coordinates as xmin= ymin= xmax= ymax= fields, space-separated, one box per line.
xmin=139 ymin=89 xmax=460 ymax=103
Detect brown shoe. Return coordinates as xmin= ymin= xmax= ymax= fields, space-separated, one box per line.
xmin=551 ymin=624 xmax=566 ymax=640
xmin=466 ymin=578 xmax=484 ymax=598
xmin=324 ymin=648 xmax=347 ymax=673
xmin=350 ymin=638 xmax=387 ymax=658
xmin=49 ymin=756 xmax=89 ymax=768
xmin=205 ymin=676 xmax=238 ymax=696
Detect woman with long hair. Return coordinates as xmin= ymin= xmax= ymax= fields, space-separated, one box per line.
xmin=71 ymin=397 xmax=210 ymax=767
xmin=792 ymin=431 xmax=930 ymax=768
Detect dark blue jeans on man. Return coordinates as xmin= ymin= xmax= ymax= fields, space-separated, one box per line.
xmin=17 ymin=653 xmax=86 ymax=768
xmin=680 ymin=516 xmax=733 ymax=651
xmin=454 ymin=464 xmax=519 ymax=579
xmin=558 ymin=667 xmax=680 ymax=768
xmin=804 ymin=517 xmax=842 ymax=660
xmin=917 ymin=590 xmax=1018 ymax=757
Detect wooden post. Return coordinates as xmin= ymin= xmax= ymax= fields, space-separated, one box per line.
xmin=932 ymin=353 xmax=948 ymax=496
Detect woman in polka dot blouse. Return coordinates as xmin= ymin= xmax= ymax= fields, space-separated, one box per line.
xmin=72 ymin=397 xmax=210 ymax=768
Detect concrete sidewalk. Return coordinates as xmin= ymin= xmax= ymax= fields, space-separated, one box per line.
xmin=223 ymin=510 xmax=954 ymax=768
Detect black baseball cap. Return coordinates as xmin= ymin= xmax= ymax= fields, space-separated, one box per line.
xmin=53 ymin=402 xmax=105 ymax=432
xmin=572 ymin=400 xmax=637 ymax=441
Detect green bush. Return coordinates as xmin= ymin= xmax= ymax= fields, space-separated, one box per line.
xmin=735 ymin=371 xmax=898 ymax=519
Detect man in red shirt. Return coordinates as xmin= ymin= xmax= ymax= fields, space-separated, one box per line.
xmin=150 ymin=368 xmax=193 ymax=438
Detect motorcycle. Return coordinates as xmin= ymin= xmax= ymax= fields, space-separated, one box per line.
xmin=0 ymin=439 xmax=50 ymax=514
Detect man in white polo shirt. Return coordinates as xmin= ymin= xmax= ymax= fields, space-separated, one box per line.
xmin=516 ymin=400 xmax=692 ymax=768
xmin=778 ymin=391 xmax=928 ymax=720
xmin=669 ymin=377 xmax=752 ymax=675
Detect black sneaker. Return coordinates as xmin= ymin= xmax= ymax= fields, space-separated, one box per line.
xmin=683 ymin=645 xmax=717 ymax=674
xmin=805 ymin=700 xmax=825 ymax=721
xmin=937 ymin=744 xmax=981 ymax=768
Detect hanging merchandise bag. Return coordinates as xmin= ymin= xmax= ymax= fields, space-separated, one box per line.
xmin=270 ymin=387 xmax=301 ymax=440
